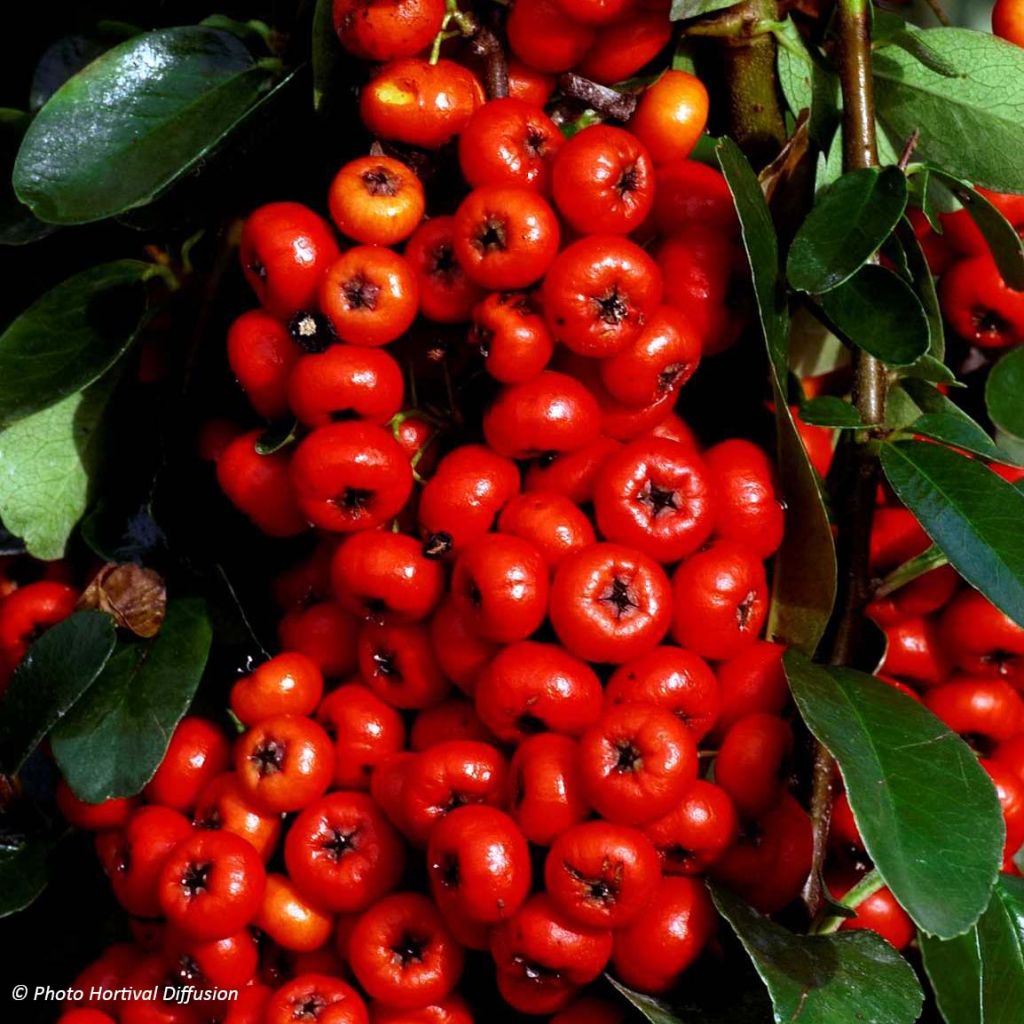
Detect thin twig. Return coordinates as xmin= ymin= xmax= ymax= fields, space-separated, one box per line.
xmin=558 ymin=73 xmax=639 ymax=121
xmin=897 ymin=129 xmax=920 ymax=172
xmin=471 ymin=26 xmax=509 ymax=100
xmin=921 ymin=0 xmax=951 ymax=27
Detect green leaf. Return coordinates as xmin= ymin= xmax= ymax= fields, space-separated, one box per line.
xmin=711 ymin=883 xmax=923 ymax=1024
xmin=14 ymin=28 xmax=280 ymax=224
xmin=0 ymin=838 xmax=54 ymax=918
xmin=874 ymin=29 xmax=1024 ymax=193
xmin=0 ymin=374 xmax=119 ymax=560
xmin=313 ymin=0 xmax=344 ymax=113
xmin=0 ymin=260 xmax=152 ymax=425
xmin=881 ymin=440 xmax=1024 ymax=627
xmin=987 ymin=348 xmax=1024 ymax=441
xmin=785 ymin=652 xmax=1003 ymax=937
xmin=716 ymin=138 xmax=836 ymax=656
xmin=881 ymin=29 xmax=960 ymax=78
xmin=789 ymin=168 xmax=908 ymax=294
xmin=51 ymin=598 xmax=212 ymax=802
xmin=607 ymin=978 xmax=681 ymax=1024
xmin=977 ymin=876 xmax=1024 ymax=1024
xmin=0 ymin=611 xmax=116 ymax=774
xmin=817 ymin=265 xmax=930 ymax=366
xmin=876 ymin=543 xmax=949 ymax=598
xmin=772 ymin=18 xmax=838 ymax=145
xmin=670 ymin=0 xmax=739 ymax=19
xmin=0 ymin=110 xmax=56 ymax=246
xmin=919 ymin=930 xmax=981 ymax=1024
xmin=897 ymin=217 xmax=945 ymax=364
xmin=799 ymin=396 xmax=863 ymax=428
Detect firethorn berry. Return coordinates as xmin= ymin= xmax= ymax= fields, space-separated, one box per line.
xmin=240 ymin=203 xmax=340 ymax=319
xmin=285 ymin=791 xmax=406 ymax=913
xmin=319 ymin=246 xmax=418 ymax=347
xmin=593 ymin=438 xmax=715 ymax=563
xmin=715 ymin=713 xmax=793 ymax=818
xmin=95 ymin=806 xmax=192 ymax=917
xmin=349 ymin=893 xmax=465 ymax=1010
xmin=163 ymin=927 xmax=260 ymax=988
xmin=458 ymin=98 xmax=563 ymax=192
xmin=704 ymin=439 xmax=785 ymax=559
xmin=870 ymin=505 xmax=928 ymax=570
xmin=157 ymin=830 xmax=266 ymax=941
xmin=411 ymin=698 xmax=494 ymax=750
xmin=508 ymin=732 xmax=590 ymax=845
xmin=234 ymin=714 xmax=334 ymax=813
xmin=877 ymin=616 xmax=951 ymax=687
xmin=497 ymin=491 xmax=596 ymax=569
xmin=468 ymin=290 xmax=554 ymax=384
xmin=402 ymin=740 xmax=509 ymax=844
xmin=611 ymin=876 xmax=715 ymax=994
xmin=551 ymin=125 xmax=654 ymax=236
xmin=475 ymin=641 xmax=603 ymax=742
xmin=67 ymin=943 xmax=142 ymax=1015
xmin=577 ymin=10 xmax=673 ymax=85
xmin=221 ymin=984 xmax=272 ymax=1023
xmin=418 ymin=444 xmax=521 ymax=554
xmin=507 ymin=57 xmax=556 ymax=106
xmin=358 ymin=620 xmax=452 ymax=709
xmin=289 ymin=421 xmax=413 ymax=532
xmin=427 ymin=805 xmax=531 ymax=923
xmin=484 ymin=370 xmax=602 ymax=459
xmin=831 ymin=875 xmax=914 ymax=951
xmin=579 ymin=702 xmax=698 ymax=825
xmin=542 ymin=236 xmax=663 ymax=357
xmin=941 ymin=588 xmax=1024 ymax=685
xmin=598 ymin=306 xmax=700 ymax=408
xmin=56 ymin=780 xmax=135 ymax=831
xmin=278 ymin=600 xmax=359 ymax=678
xmin=596 ymin=378 xmax=682 ymax=442
xmin=830 ymin=790 xmax=864 ymax=855
xmin=265 ymin=975 xmax=368 ymax=1024
xmin=371 ymin=994 xmax=474 ymax=1024
xmin=0 ymin=580 xmax=76 ymax=666
xmin=192 ymin=772 xmax=282 ymax=861
xmin=925 ymin=677 xmax=1024 ymax=748
xmin=451 ymin=534 xmax=549 ymax=644
xmin=550 ymin=543 xmax=672 ymax=664
xmin=940 ymin=254 xmax=1024 ymax=348
xmin=226 ymin=310 xmax=300 ymax=419
xmin=649 ymin=411 xmax=699 ymax=448
xmin=671 ymin=540 xmax=768 ymax=661
xmin=525 ymin=436 xmax=622 ymax=505
xmin=714 ymin=640 xmax=788 ymax=736
xmin=544 ymin=820 xmax=660 ymax=928
xmin=606 ymin=646 xmax=720 ymax=742
xmin=316 ymin=683 xmax=406 ymax=788
xmin=436 ymin=895 xmax=493 ymax=952
xmin=231 ymin=652 xmax=325 ymax=725
xmin=983 ymin=758 xmax=1024 ymax=861
xmin=428 ymin=599 xmax=500 ymax=695
xmin=404 ymin=216 xmax=484 ymax=324
xmin=329 ymin=155 xmax=425 ymax=246
xmin=551 ymin=997 xmax=627 ymax=1024
xmin=452 ymin=186 xmax=560 ymax=291
xmin=332 ymin=0 xmax=444 ymax=59
xmin=119 ymin=956 xmax=196 ymax=1024
xmin=644 ymin=779 xmax=739 ymax=874
xmin=59 ymin=1011 xmax=117 ymax=1024
xmin=287 ymin=345 xmax=405 ymax=427
xmin=994 ymin=0 xmax=1024 ymax=48
xmin=629 ymin=70 xmax=709 ymax=165
xmin=490 ymin=893 xmax=613 ymax=1014
xmin=995 ymin=734 xmax=1024 ymax=788
xmin=331 ymin=531 xmax=444 ymax=623
xmin=360 ymin=59 xmax=484 ymax=149
xmin=554 ymin=0 xmax=632 ymax=22
xmin=143 ymin=717 xmax=231 ymax=812
xmin=506 ymin=0 xmax=596 ymax=73
xmin=216 ymin=430 xmax=308 ymax=537
xmin=652 ymin=160 xmax=738 ymax=238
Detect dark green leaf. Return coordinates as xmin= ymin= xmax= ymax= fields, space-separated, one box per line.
xmin=789 ymin=168 xmax=908 ymax=293
xmin=987 ymin=348 xmax=1024 ymax=441
xmin=607 ymin=978 xmax=681 ymax=1024
xmin=256 ymin=419 xmax=298 ymax=455
xmin=0 ymin=110 xmax=56 ymax=246
xmin=716 ymin=138 xmax=836 ymax=656
xmin=14 ymin=28 xmax=280 ymax=224
xmin=29 ymin=28 xmax=138 ymax=111
xmin=919 ymin=930 xmax=981 ymax=1024
xmin=51 ymin=598 xmax=212 ymax=801
xmin=881 ymin=440 xmax=1024 ymax=627
xmin=876 ymin=544 xmax=948 ymax=598
xmin=785 ymin=651 xmax=1003 ymax=937
xmin=799 ymin=396 xmax=863 ymax=428
xmin=0 ymin=260 xmax=152 ymax=425
xmin=313 ymin=0 xmax=345 ymax=113
xmin=897 ymin=217 xmax=945 ymax=364
xmin=882 ymin=29 xmax=960 ymax=78
xmin=772 ymin=18 xmax=839 ymax=145
xmin=900 ymin=355 xmax=957 ymax=385
xmin=711 ymin=883 xmax=923 ymax=1024
xmin=817 ymin=265 xmax=930 ymax=366
xmin=670 ymin=0 xmax=739 ymax=19
xmin=0 ymin=611 xmax=116 ymax=774
xmin=977 ymin=876 xmax=1024 ymax=1024
xmin=0 ymin=838 xmax=54 ymax=918
xmin=874 ymin=29 xmax=1024 ymax=193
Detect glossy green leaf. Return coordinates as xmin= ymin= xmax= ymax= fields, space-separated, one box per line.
xmin=670 ymin=0 xmax=738 ymax=19
xmin=0 ymin=838 xmax=54 ymax=918
xmin=0 ymin=260 xmax=151 ymax=425
xmin=897 ymin=217 xmax=946 ymax=364
xmin=987 ymin=348 xmax=1024 ymax=441
xmin=717 ymin=137 xmax=836 ymax=656
xmin=874 ymin=29 xmax=1024 ymax=193
xmin=789 ymin=168 xmax=907 ymax=293
xmin=817 ymin=265 xmax=930 ymax=366
xmin=799 ymin=396 xmax=863 ymax=428
xmin=607 ymin=979 xmax=681 ymax=1024
xmin=772 ymin=18 xmax=838 ymax=145
xmin=51 ymin=598 xmax=212 ymax=801
xmin=977 ymin=876 xmax=1024 ymax=1024
xmin=881 ymin=440 xmax=1024 ymax=627
xmin=0 ymin=110 xmax=56 ymax=246
xmin=711 ymin=883 xmax=923 ymax=1024
xmin=14 ymin=27 xmax=279 ymax=224
xmin=919 ymin=930 xmax=981 ymax=1024
xmin=785 ymin=652 xmax=1003 ymax=937
xmin=0 ymin=374 xmax=119 ymax=561
xmin=0 ymin=611 xmax=116 ymax=774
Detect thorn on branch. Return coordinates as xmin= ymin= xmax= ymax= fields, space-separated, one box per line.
xmin=558 ymin=73 xmax=639 ymax=122
xmin=897 ymin=129 xmax=920 ymax=172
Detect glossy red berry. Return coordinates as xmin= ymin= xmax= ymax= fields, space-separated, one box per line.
xmin=328 ymin=155 xmax=425 ymax=245
xmin=317 ymin=682 xmax=406 ymax=788
xmin=508 ymin=732 xmax=590 ymax=845
xmin=144 ymin=717 xmax=231 ymax=812
xmin=404 ymin=215 xmax=484 ymax=324
xmin=496 ymin=491 xmax=596 ymax=569
xmin=287 ymin=345 xmax=404 ymax=427
xmin=358 ymin=620 xmax=452 ymax=710
xmin=644 ymin=779 xmax=739 ymax=874
xmin=227 ymin=309 xmax=300 ymax=419
xmin=468 ymin=290 xmax=554 ymax=384
xmin=332 ymin=0 xmax=445 ymax=60
xmin=231 ymin=652 xmax=325 ymax=726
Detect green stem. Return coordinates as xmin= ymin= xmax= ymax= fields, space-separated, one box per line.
xmin=813 ymin=869 xmax=885 ymax=934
